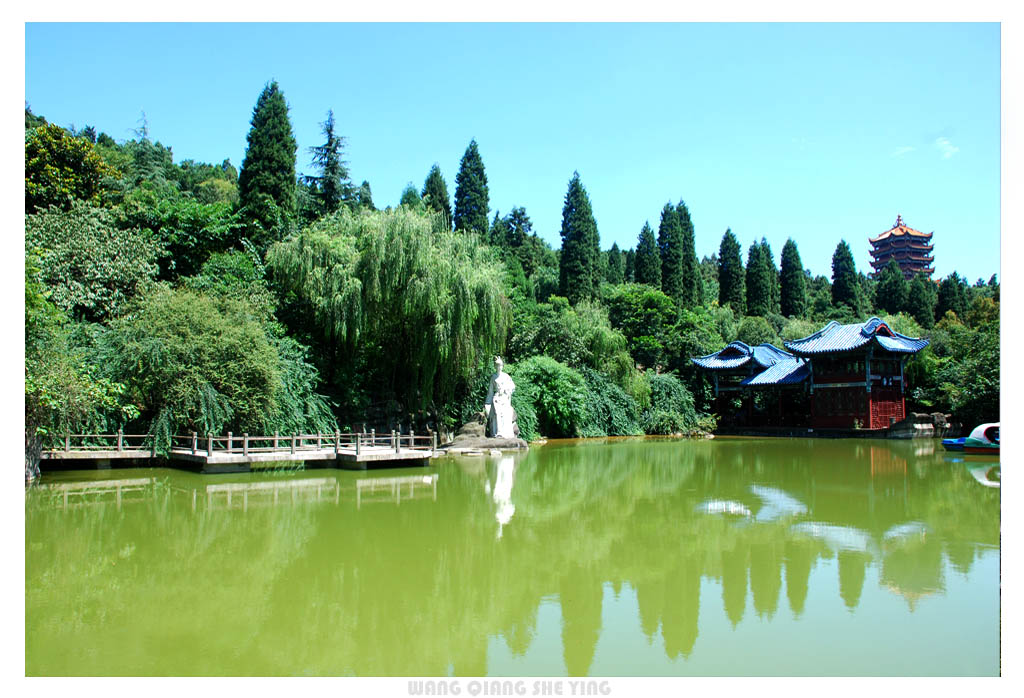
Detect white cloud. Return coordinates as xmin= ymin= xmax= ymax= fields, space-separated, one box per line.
xmin=935 ymin=137 xmax=959 ymax=159
xmin=891 ymin=146 xmax=915 ymax=158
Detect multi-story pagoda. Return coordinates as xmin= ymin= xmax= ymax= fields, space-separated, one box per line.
xmin=869 ymin=215 xmax=934 ymax=279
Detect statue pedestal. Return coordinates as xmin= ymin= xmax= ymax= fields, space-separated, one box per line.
xmin=445 ymin=419 xmax=528 ymax=452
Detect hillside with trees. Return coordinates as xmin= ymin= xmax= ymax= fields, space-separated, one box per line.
xmin=24 ymin=85 xmax=1000 ymax=479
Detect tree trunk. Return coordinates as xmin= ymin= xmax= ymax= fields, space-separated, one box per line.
xmin=25 ymin=429 xmax=42 ymax=486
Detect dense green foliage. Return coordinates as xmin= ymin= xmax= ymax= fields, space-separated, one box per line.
xmin=558 ymin=172 xmax=601 ymax=305
xmin=874 ymin=259 xmax=908 ymax=314
xmin=267 ymin=207 xmax=509 ymax=416
xmin=26 ymin=202 xmax=161 ymax=321
xmin=26 ymin=123 xmax=119 ymax=212
xmin=605 ymin=243 xmax=625 ymax=285
xmin=453 ymin=139 xmax=489 ymax=235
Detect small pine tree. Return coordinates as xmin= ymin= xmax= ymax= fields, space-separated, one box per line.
xmin=874 ymin=259 xmax=908 ymax=315
xmin=400 ymin=183 xmax=423 ymax=209
xmin=830 ymin=240 xmax=859 ymax=311
xmin=558 ymin=172 xmax=601 ymax=304
xmin=453 ymin=139 xmax=489 ymax=235
xmin=422 ymin=164 xmax=452 ymax=230
xmin=354 ymin=180 xmax=376 ymax=211
xmin=779 ymin=238 xmax=807 ymax=318
xmin=606 ymin=243 xmax=625 ymax=285
xmin=303 ymin=109 xmax=352 ymax=216
xmin=718 ymin=229 xmax=745 ymax=312
xmin=635 ymin=222 xmax=661 ymax=288
xmin=624 ymin=248 xmax=636 ymax=282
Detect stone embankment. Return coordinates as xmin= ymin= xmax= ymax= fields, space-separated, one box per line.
xmin=888 ymin=412 xmax=959 ymax=439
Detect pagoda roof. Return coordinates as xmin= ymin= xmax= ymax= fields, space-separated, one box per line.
xmin=784 ymin=317 xmax=929 ymax=356
xmin=869 ymin=215 xmax=933 ymax=244
xmin=691 ymin=341 xmax=797 ymax=370
xmin=740 ymin=359 xmax=811 ymax=386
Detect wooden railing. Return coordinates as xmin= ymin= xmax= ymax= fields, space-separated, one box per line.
xmin=48 ymin=430 xmax=155 ymax=455
xmin=45 ymin=429 xmax=439 ymax=458
xmin=169 ymin=430 xmax=438 ymax=456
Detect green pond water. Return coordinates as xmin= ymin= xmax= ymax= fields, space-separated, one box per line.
xmin=25 ymin=437 xmax=1000 ymax=676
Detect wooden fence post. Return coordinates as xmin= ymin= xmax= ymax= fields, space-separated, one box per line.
xmin=395 ymin=430 xmax=400 ymax=454
xmin=274 ymin=432 xmax=279 ymax=450
xmin=291 ymin=434 xmax=296 ymax=455
xmin=227 ymin=432 xmax=233 ymax=453
xmin=432 ymin=430 xmax=438 ymax=452
xmin=334 ymin=431 xmax=340 ymax=455
xmin=207 ymin=434 xmax=213 ymax=455
xmin=356 ymin=432 xmax=361 ymax=456
xmin=65 ymin=432 xmax=70 ymax=452
xmin=371 ymin=429 xmax=375 ymax=447
xmin=117 ymin=429 xmax=123 ymax=452
xmin=243 ymin=434 xmax=249 ymax=456
xmin=191 ymin=432 xmax=197 ymax=455
xmin=317 ymin=432 xmax=322 ymax=450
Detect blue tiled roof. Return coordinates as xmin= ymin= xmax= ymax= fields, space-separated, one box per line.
xmin=784 ymin=317 xmax=929 ymax=355
xmin=740 ymin=358 xmax=811 ymax=386
xmin=691 ymin=342 xmax=797 ymax=370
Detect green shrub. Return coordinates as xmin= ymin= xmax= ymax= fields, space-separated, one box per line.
xmin=508 ymin=356 xmax=589 ymax=438
xmin=579 ymin=368 xmax=642 ymax=437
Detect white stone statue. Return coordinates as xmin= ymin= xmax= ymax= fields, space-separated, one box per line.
xmin=484 ymin=356 xmax=516 ymax=439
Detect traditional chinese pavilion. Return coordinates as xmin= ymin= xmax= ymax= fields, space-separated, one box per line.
xmin=691 ymin=341 xmax=810 ymax=427
xmin=692 ymin=318 xmax=929 ymax=431
xmin=869 ymin=215 xmax=934 ymax=279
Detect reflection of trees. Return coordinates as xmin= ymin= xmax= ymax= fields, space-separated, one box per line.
xmin=25 ymin=437 xmax=1000 ymax=676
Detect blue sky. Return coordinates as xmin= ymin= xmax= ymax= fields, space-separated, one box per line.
xmin=24 ymin=22 xmax=1000 ymax=282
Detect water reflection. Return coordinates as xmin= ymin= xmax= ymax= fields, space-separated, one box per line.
xmin=26 ymin=437 xmax=999 ymax=676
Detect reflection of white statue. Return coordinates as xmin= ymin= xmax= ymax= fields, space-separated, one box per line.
xmin=492 ymin=456 xmax=517 ymax=539
xmin=484 ymin=356 xmax=516 ymax=439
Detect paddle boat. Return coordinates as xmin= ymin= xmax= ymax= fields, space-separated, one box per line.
xmin=942 ymin=436 xmax=965 ymax=452
xmin=963 ymin=422 xmax=999 ymax=455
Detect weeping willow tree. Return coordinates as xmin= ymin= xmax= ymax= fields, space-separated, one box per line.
xmin=267 ymin=207 xmax=510 ymax=422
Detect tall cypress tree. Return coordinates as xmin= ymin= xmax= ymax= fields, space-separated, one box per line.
xmin=303 ymin=109 xmax=352 ymax=216
xmin=558 ymin=172 xmax=600 ymax=304
xmin=677 ymin=200 xmax=703 ymax=307
xmin=779 ymin=238 xmax=807 ymax=318
xmin=453 ymin=139 xmax=489 ymax=235
xmin=874 ymin=259 xmax=909 ymax=315
xmin=635 ymin=222 xmax=661 ymax=288
xmin=745 ymin=243 xmax=772 ymax=317
xmin=718 ymin=229 xmax=745 ymax=312
xmin=239 ymin=81 xmax=297 ymax=227
xmin=831 ymin=240 xmax=859 ymax=311
xmin=907 ymin=273 xmax=938 ymax=329
xmin=658 ymin=203 xmax=683 ymax=301
xmin=422 ymin=164 xmax=452 ymax=230
xmin=759 ymin=238 xmax=780 ymax=314
xmin=606 ymin=242 xmax=625 ymax=285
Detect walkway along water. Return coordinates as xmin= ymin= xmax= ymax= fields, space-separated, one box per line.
xmin=41 ymin=430 xmax=438 ymax=473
